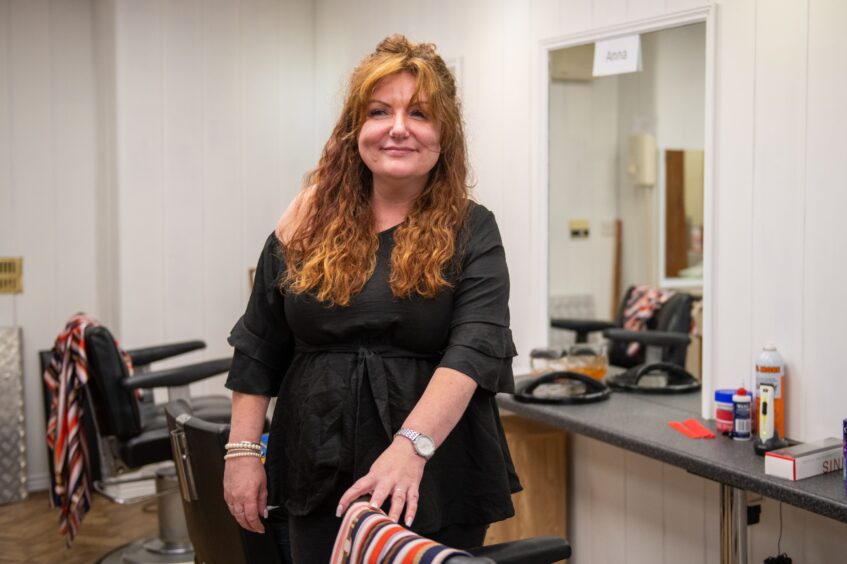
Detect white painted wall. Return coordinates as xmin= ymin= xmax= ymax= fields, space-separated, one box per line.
xmin=111 ymin=0 xmax=316 ymax=404
xmin=708 ymin=0 xmax=847 ymax=445
xmin=1 ymin=0 xmax=315 ymax=491
xmin=0 ymin=0 xmax=102 ymax=493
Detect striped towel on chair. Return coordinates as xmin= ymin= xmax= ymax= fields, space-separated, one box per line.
xmin=622 ymin=285 xmax=677 ymax=357
xmin=43 ymin=313 xmax=133 ymax=547
xmin=331 ymin=501 xmax=471 ymax=564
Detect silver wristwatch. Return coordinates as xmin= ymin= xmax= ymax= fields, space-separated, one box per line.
xmin=394 ymin=428 xmax=436 ymax=460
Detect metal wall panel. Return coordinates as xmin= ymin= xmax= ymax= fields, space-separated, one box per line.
xmin=0 ymin=327 xmax=26 ymax=504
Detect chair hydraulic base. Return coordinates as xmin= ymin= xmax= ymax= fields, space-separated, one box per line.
xmin=98 ymin=465 xmax=194 ymax=564
xmin=98 ymin=538 xmax=193 ymax=564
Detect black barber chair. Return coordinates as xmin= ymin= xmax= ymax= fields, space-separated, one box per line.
xmin=165 ymin=400 xmax=571 ymax=564
xmin=551 ymin=286 xmax=694 ymax=368
xmin=552 ymin=287 xmax=699 ymax=393
xmin=165 ymin=400 xmax=282 ymax=564
xmin=40 ymin=325 xmax=233 ymax=564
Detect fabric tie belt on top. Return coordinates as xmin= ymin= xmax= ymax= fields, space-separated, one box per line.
xmin=295 ymin=342 xmax=441 ymax=474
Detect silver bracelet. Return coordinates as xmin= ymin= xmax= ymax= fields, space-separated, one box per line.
xmin=223 ymin=451 xmax=263 ymax=461
xmin=224 ymin=441 xmax=263 ymax=452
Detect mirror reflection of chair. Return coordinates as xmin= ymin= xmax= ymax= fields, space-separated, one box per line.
xmin=165 ymin=400 xmax=571 ymax=564
xmin=40 ymin=324 xmax=233 ymax=563
xmin=551 ymin=285 xmax=700 ymax=392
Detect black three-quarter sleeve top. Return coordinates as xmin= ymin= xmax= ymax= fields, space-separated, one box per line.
xmin=225 ymin=201 xmax=522 ymax=533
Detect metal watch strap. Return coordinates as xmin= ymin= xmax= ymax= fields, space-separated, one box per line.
xmin=395 ymin=428 xmax=421 ymax=442
xmin=394 ymin=427 xmax=434 ymax=460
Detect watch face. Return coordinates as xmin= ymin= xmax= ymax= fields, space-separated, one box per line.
xmin=415 ymin=435 xmax=436 ymax=458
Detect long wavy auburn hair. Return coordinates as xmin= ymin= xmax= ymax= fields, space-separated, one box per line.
xmin=279 ymin=35 xmax=470 ymax=306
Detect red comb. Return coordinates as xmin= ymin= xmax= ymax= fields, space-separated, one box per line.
xmin=668 ymin=421 xmax=700 ymax=438
xmin=684 ymin=418 xmax=716 ymax=439
xmin=668 ymin=419 xmax=716 ymax=439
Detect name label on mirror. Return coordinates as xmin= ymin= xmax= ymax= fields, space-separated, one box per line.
xmin=593 ymin=35 xmax=642 ymax=77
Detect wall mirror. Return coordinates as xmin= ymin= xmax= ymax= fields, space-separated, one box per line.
xmin=546 ymin=22 xmax=706 ymax=377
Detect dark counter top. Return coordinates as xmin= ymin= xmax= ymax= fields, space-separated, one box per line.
xmin=497 ymin=388 xmax=847 ymax=524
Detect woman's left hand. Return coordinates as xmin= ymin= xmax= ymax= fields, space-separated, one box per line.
xmin=336 ymin=436 xmax=426 ymax=527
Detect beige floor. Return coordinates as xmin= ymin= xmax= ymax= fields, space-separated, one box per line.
xmin=0 ymin=490 xmax=157 ymax=564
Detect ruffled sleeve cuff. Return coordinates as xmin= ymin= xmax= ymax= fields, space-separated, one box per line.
xmin=438 ymin=321 xmax=517 ymax=394
xmin=224 ymin=350 xmax=283 ymax=397
xmin=225 ymin=318 xmax=293 ymax=397
xmin=227 ymin=316 xmax=291 ymax=370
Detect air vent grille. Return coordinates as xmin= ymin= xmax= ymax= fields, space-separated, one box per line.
xmin=0 ymin=258 xmax=22 ymax=294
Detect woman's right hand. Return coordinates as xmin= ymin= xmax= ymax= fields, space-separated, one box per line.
xmin=223 ymin=457 xmax=268 ymax=533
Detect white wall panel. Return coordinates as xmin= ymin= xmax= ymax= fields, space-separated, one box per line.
xmin=10 ymin=0 xmax=60 ymax=491
xmin=93 ymin=0 xmax=120 ymax=330
xmin=161 ymin=0 xmax=204 ymax=356
xmin=240 ymin=0 xmax=286 ymax=259
xmin=0 ymin=0 xmax=13 ymax=327
xmin=531 ymin=0 xmax=561 ymax=40
xmin=628 ymin=0 xmax=670 ymax=22
xmin=51 ymin=0 xmax=99 ymax=321
xmin=710 ymin=0 xmax=755 ymax=411
xmin=801 ymin=0 xmax=847 ymax=442
xmin=495 ymin=0 xmax=535 ymax=359
xmin=2 ymin=0 xmax=100 ymax=490
xmin=587 ymin=439 xmax=627 ymax=563
xmin=557 ymin=0 xmax=593 ymax=37
xmin=116 ymin=0 xmax=166 ymax=348
xmin=662 ymin=465 xmax=708 ymax=563
xmin=669 ymin=0 xmax=710 ymax=12
xmin=623 ymin=453 xmax=664 ymax=564
xmin=703 ymin=479 xmax=720 ymax=564
xmin=113 ymin=0 xmax=315 ymax=399
xmin=592 ymin=0 xmax=627 ymax=28
xmin=201 ymin=0 xmax=248 ymax=394
xmin=801 ymin=508 xmax=847 ymax=563
xmin=277 ymin=0 xmax=317 ymax=210
xmin=750 ymin=0 xmax=807 ymax=440
xmin=571 ymin=435 xmax=724 ymax=564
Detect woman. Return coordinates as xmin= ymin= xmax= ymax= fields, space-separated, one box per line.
xmin=223 ymin=35 xmax=521 ymax=563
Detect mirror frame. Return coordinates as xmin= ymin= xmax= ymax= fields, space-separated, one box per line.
xmin=531 ymin=5 xmax=716 ymax=418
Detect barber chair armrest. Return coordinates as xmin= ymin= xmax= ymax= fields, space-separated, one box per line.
xmin=461 ymin=536 xmax=572 ymax=564
xmin=550 ymin=318 xmax=615 ymax=343
xmin=124 ymin=358 xmax=231 ymax=389
xmin=127 ymin=340 xmax=206 ymax=368
xmin=603 ymin=328 xmax=690 ymax=347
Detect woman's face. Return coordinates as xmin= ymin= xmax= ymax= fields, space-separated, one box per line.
xmin=358 ymin=72 xmax=441 ymax=190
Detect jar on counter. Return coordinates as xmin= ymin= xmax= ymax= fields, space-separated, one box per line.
xmin=714 ymin=389 xmax=735 ymax=435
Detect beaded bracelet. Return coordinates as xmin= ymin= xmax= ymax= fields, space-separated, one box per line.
xmin=225 ymin=441 xmax=262 ymax=452
xmin=223 ymin=451 xmax=263 ymax=460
